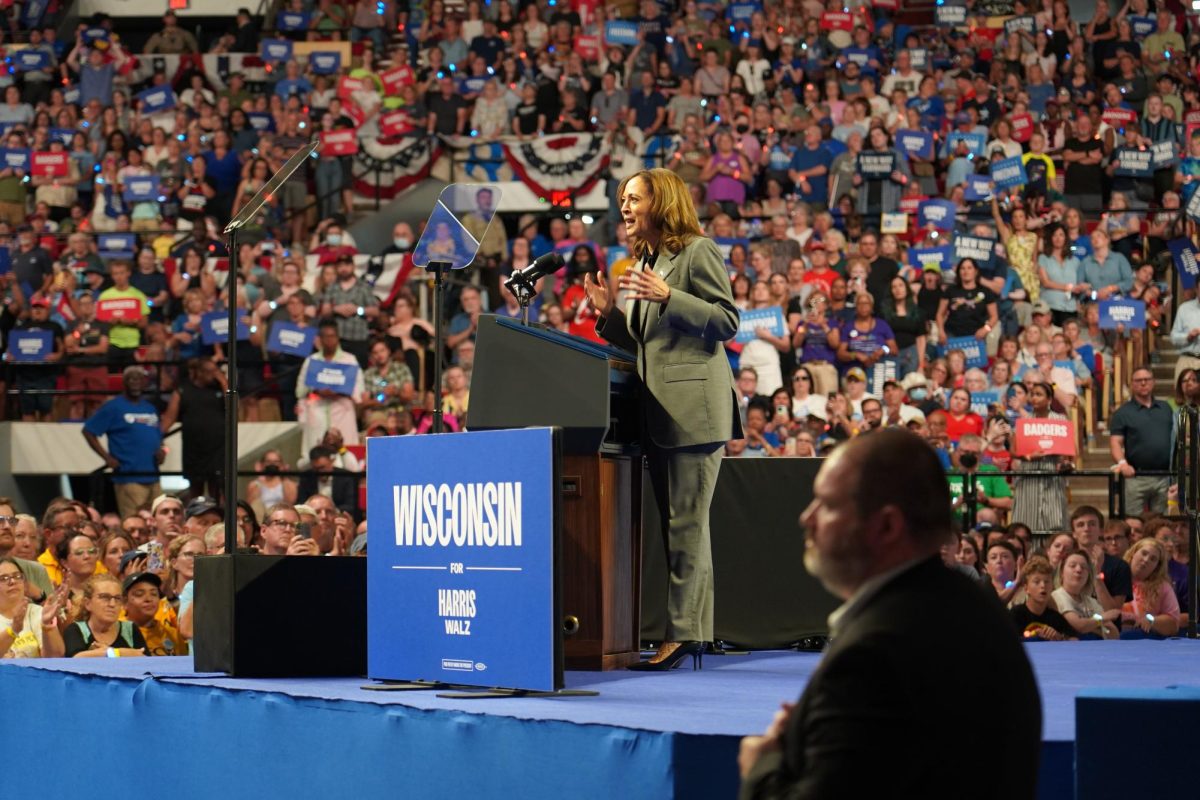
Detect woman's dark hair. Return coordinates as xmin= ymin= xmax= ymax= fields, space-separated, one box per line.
xmin=1042 ymin=223 xmax=1068 ymax=258
xmin=789 ymin=366 xmax=814 ymax=399
xmin=954 ymin=258 xmax=977 ymax=286
xmin=1175 ymin=368 xmax=1199 ymax=406
xmin=986 ymin=539 xmax=1017 ymax=561
xmin=237 ymin=500 xmax=260 ymax=548
xmin=54 ymin=532 xmax=92 ymax=566
xmin=1029 ymin=381 xmax=1054 ymax=400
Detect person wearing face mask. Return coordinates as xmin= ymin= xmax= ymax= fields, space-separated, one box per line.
xmin=309 ymin=218 xmax=358 ymax=266
xmin=246 ymin=450 xmax=298 ymax=518
xmin=376 ymin=221 xmax=418 ymax=297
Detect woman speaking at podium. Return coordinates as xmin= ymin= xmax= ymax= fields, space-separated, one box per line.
xmin=584 ymin=168 xmax=743 ymax=671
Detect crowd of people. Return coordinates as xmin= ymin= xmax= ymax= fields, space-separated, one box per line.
xmin=2 ymin=0 xmax=1200 ymax=657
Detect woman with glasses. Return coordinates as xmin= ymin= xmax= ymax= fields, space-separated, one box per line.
xmin=56 ymin=533 xmax=100 ymax=619
xmin=0 ymin=557 xmax=66 ymax=658
xmin=788 ymin=366 xmax=827 ymax=422
xmin=63 ymin=574 xmax=148 ymax=657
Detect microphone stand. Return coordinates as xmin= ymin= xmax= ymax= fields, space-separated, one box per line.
xmin=505 ymin=271 xmax=538 ymax=327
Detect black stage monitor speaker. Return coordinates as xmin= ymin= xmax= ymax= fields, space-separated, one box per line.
xmin=194 ymin=554 xmax=367 ymax=677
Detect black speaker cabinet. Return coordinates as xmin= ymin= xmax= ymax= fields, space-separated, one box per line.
xmin=193 ymin=554 xmax=367 ymax=677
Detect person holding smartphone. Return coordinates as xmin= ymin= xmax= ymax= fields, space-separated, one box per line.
xmin=259 ymin=504 xmax=319 ymax=556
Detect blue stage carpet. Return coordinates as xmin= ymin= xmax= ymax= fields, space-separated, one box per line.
xmin=2 ymin=641 xmax=1198 ymax=799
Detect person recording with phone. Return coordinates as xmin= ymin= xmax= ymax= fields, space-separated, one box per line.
xmin=583 ymin=168 xmax=741 ymax=671
xmin=259 ymin=504 xmax=319 ymax=556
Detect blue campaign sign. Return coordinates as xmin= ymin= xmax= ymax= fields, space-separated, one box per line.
xmin=1098 ymin=298 xmax=1146 ymax=330
xmin=908 ymin=246 xmax=952 ymax=273
xmin=0 ymin=148 xmax=31 ymax=171
xmin=841 ymin=47 xmax=873 ymax=71
xmin=918 ymin=198 xmax=958 ymax=230
xmin=969 ymin=390 xmax=999 ymax=417
xmin=895 ymin=129 xmax=933 ymax=160
xmin=1170 ymin=238 xmax=1200 ymax=290
xmin=276 ymin=11 xmax=310 ymax=31
xmin=266 ymin=321 xmax=317 ymax=357
xmin=367 ymin=428 xmax=559 ymax=691
xmin=1075 ymin=344 xmax=1096 ymax=374
xmin=7 ymin=330 xmax=52 ymax=361
xmin=81 ymin=27 xmax=108 ymax=46
xmin=1150 ymin=141 xmax=1177 ymax=169
xmin=309 ymin=51 xmax=342 ymax=75
xmin=122 ymin=175 xmax=160 ymax=203
xmin=305 ymin=359 xmax=360 ymax=394
xmin=936 ymin=4 xmax=967 ymax=25
xmin=49 ymin=127 xmax=74 ymax=146
xmin=946 ymin=131 xmax=986 ymax=159
xmin=0 ymin=246 xmax=9 ymax=275
xmin=1113 ymin=146 xmax=1153 ymax=178
xmin=201 ymin=311 xmax=251 ymax=345
xmin=1004 ymin=15 xmax=1035 ymax=36
xmin=942 ymin=336 xmax=988 ymax=369
xmin=247 ymin=112 xmax=275 ymax=133
xmin=261 ymin=38 xmax=294 ymax=62
xmin=1129 ymin=16 xmax=1155 ymax=38
xmin=137 ymin=85 xmax=176 ymax=114
xmin=98 ymin=233 xmax=136 ymax=259
xmin=713 ymin=236 xmax=751 ymax=264
xmin=953 ymin=232 xmax=997 ymax=271
xmin=735 ymin=306 xmax=786 ymax=344
xmin=991 ymin=156 xmax=1027 ymax=189
xmin=909 ymin=48 xmax=928 ymax=70
xmin=856 ymin=151 xmax=896 ymax=179
xmin=12 ymin=49 xmax=50 ymax=71
xmin=728 ymin=2 xmax=758 ymax=21
xmin=604 ymin=20 xmax=640 ymax=46
xmin=963 ymin=174 xmax=993 ymax=201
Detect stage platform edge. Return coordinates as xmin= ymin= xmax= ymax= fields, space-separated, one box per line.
xmin=6 ymin=641 xmax=1200 ymax=799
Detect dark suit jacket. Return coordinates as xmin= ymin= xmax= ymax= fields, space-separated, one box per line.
xmin=740 ymin=556 xmax=1041 ymax=800
xmin=297 ymin=468 xmax=360 ymax=521
xmin=596 ymin=236 xmax=743 ymax=447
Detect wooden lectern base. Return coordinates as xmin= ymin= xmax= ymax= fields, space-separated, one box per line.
xmin=560 ymin=453 xmax=643 ymax=671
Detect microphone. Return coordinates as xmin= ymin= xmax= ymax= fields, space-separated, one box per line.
xmin=505 ymin=252 xmax=565 ymax=293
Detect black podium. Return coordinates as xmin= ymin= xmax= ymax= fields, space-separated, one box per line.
xmin=472 ymin=315 xmax=643 ymax=670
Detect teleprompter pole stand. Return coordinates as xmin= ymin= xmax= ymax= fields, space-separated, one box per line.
xmin=220 ymin=137 xmax=320 ymax=552
xmin=427 ymin=261 xmax=451 ymax=434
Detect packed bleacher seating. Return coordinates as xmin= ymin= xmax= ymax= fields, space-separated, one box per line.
xmin=1 ymin=0 xmax=1200 ymax=655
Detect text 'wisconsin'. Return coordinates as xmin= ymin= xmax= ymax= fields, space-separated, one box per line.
xmin=393 ymin=482 xmax=523 ymax=547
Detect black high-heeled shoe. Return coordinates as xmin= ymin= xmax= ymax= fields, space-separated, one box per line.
xmin=627 ymin=641 xmax=704 ymax=671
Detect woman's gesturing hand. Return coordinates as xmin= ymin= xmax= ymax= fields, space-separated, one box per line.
xmin=619 ymin=267 xmax=671 ymax=305
xmin=583 ymin=270 xmax=615 ymax=316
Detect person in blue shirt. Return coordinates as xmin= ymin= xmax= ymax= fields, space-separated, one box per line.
xmin=273 ymin=60 xmax=313 ymax=101
xmin=1081 ymin=229 xmax=1133 ymax=301
xmin=788 ymin=124 xmax=832 ymax=207
xmin=908 ymin=76 xmax=945 ymax=131
xmin=82 ymin=367 xmax=165 ymax=520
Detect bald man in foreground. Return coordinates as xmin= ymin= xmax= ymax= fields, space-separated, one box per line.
xmin=738 ymin=429 xmax=1041 ymax=799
